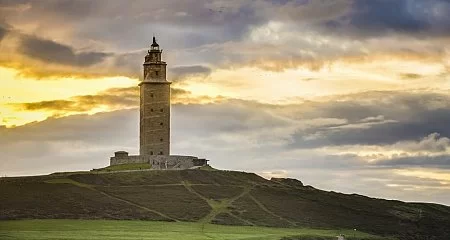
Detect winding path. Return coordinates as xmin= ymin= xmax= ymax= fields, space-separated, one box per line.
xmin=47 ymin=177 xmax=296 ymax=227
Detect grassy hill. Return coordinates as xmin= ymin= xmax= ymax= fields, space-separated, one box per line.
xmin=1 ymin=168 xmax=449 ymax=240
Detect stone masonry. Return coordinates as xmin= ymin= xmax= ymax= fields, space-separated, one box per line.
xmin=110 ymin=151 xmax=208 ymax=170
xmin=109 ymin=37 xmax=209 ymax=169
xmin=140 ymin=36 xmax=170 ymax=156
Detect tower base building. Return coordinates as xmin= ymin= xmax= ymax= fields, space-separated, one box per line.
xmin=109 ymin=37 xmax=209 ymax=170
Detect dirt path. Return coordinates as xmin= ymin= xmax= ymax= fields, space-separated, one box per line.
xmin=182 ymin=181 xmax=255 ymax=225
xmin=101 ymin=183 xmax=236 ymax=188
xmin=46 ymin=178 xmax=177 ymax=222
xmin=249 ymin=193 xmax=297 ymax=226
xmin=95 ymin=189 xmax=178 ymax=222
xmin=48 ymin=177 xmax=289 ymax=226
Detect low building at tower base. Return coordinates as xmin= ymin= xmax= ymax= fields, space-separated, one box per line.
xmin=110 ymin=151 xmax=209 ymax=170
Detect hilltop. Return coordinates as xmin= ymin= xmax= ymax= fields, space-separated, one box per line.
xmin=1 ymin=168 xmax=449 ymax=240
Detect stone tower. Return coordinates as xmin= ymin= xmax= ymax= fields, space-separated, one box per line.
xmin=139 ymin=37 xmax=171 ymax=156
xmin=110 ymin=38 xmax=208 ymax=169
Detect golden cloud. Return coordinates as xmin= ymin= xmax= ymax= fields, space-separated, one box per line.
xmin=6 ymin=86 xmax=228 ymax=126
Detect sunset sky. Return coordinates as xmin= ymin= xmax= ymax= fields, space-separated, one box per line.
xmin=1 ymin=0 xmax=450 ymax=205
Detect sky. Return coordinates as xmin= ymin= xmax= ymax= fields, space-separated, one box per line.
xmin=0 ymin=0 xmax=450 ymax=205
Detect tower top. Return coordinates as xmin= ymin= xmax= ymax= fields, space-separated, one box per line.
xmin=151 ymin=36 xmax=160 ymax=50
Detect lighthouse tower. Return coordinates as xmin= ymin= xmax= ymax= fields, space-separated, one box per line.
xmin=109 ymin=37 xmax=208 ymax=169
xmin=139 ymin=37 xmax=171 ymax=156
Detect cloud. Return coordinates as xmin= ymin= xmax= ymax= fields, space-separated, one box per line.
xmin=375 ymin=155 xmax=450 ymax=169
xmin=170 ymin=65 xmax=211 ymax=81
xmin=351 ymin=0 xmax=431 ymax=33
xmin=0 ymin=109 xmax=139 ymax=176
xmin=12 ymin=87 xmax=139 ymax=116
xmin=10 ymin=86 xmax=227 ymax=118
xmin=259 ymin=0 xmax=352 ymax=24
xmin=0 ymin=23 xmax=118 ymax=78
xmin=316 ymin=133 xmax=450 ymax=168
xmin=0 ymin=19 xmax=12 ymax=42
xmin=326 ymin=0 xmax=450 ymax=37
xmin=0 ymin=26 xmax=7 ymax=41
xmin=168 ymin=90 xmax=450 ymax=169
xmin=110 ymin=50 xmax=147 ymax=78
xmin=284 ymin=91 xmax=450 ymax=149
xmin=401 ymin=73 xmax=423 ymax=79
xmin=0 ymin=0 xmax=448 ymax=80
xmin=394 ymin=133 xmax=450 ymax=153
xmin=0 ymin=0 xmax=263 ymax=48
xmin=19 ymin=34 xmax=110 ymax=67
xmin=20 ymin=100 xmax=75 ymax=111
xmin=11 ymin=88 xmax=450 ymax=154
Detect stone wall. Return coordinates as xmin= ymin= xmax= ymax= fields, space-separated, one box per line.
xmin=140 ymin=43 xmax=170 ymax=156
xmin=143 ymin=63 xmax=166 ymax=81
xmin=139 ymin=82 xmax=171 ymax=156
xmin=110 ymin=152 xmax=148 ymax=165
xmin=110 ymin=152 xmax=208 ymax=170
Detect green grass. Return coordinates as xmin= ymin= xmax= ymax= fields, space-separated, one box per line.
xmin=0 ymin=220 xmax=388 ymax=240
xmin=91 ymin=163 xmax=152 ymax=172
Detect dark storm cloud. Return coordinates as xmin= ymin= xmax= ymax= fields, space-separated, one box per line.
xmin=19 ymin=35 xmax=110 ymax=67
xmin=0 ymin=0 xmax=263 ymax=49
xmin=352 ymin=0 xmax=430 ymax=32
xmin=288 ymin=92 xmax=450 ymax=148
xmin=295 ymin=118 xmax=448 ymax=148
xmin=326 ymin=0 xmax=450 ymax=37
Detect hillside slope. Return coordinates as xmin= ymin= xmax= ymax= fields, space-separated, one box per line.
xmin=1 ymin=169 xmax=449 ymax=239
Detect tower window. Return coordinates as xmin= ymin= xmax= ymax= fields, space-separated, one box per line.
xmin=160 ymin=108 xmax=163 ymax=112
xmin=150 ymin=93 xmax=154 ymax=97
xmin=160 ymin=122 xmax=163 ymax=126
xmin=160 ymin=138 xmax=163 ymax=142
xmin=151 ymin=108 xmax=154 ymax=112
xmin=155 ymin=71 xmax=159 ymax=76
xmin=159 ymin=151 xmax=163 ymax=155
xmin=150 ymin=151 xmax=153 ymax=155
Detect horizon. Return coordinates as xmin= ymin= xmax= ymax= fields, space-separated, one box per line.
xmin=1 ymin=0 xmax=450 ymax=206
